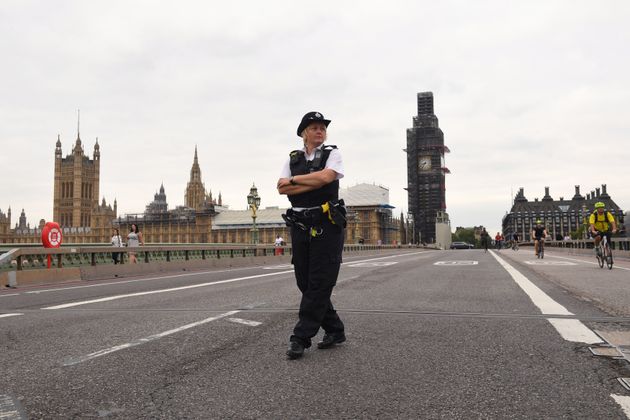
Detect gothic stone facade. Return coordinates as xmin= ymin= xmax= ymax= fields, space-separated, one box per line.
xmin=502 ymin=185 xmax=624 ymax=241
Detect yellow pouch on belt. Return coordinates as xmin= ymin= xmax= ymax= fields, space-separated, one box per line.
xmin=321 ymin=202 xmax=335 ymax=224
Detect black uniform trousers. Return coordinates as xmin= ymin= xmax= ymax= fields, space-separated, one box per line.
xmin=290 ymin=214 xmax=345 ymax=347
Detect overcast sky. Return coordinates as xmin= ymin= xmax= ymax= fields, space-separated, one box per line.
xmin=1 ymin=1 xmax=629 ymax=236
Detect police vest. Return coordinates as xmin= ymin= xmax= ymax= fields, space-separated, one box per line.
xmin=288 ymin=145 xmax=339 ymax=208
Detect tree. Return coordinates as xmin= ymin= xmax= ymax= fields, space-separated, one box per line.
xmin=452 ymin=228 xmax=477 ymax=246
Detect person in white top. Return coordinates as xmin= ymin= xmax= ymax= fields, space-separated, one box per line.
xmin=277 ymin=111 xmax=347 ymax=360
xmin=111 ymin=228 xmax=124 ymax=264
xmin=126 ymin=223 xmax=144 ymax=264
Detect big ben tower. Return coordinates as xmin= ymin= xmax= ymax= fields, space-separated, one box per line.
xmin=406 ymin=92 xmax=450 ymax=244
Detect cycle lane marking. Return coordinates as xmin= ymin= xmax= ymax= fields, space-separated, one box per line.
xmin=489 ymin=251 xmax=601 ymax=344
xmin=63 ymin=310 xmax=240 ymax=366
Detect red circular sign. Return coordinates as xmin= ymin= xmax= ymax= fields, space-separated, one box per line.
xmin=42 ymin=222 xmax=63 ymax=248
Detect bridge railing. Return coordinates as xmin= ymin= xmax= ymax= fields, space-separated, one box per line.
xmin=0 ymin=243 xmax=414 ymax=272
xmin=518 ymin=238 xmax=630 ymax=253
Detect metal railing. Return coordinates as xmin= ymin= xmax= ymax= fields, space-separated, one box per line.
xmin=517 ymin=238 xmax=630 ymax=254
xmin=0 ymin=243 xmax=414 ymax=272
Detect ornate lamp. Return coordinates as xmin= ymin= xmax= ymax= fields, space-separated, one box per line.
xmin=247 ymin=184 xmax=261 ymax=244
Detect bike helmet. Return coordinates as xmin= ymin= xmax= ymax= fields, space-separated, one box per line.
xmin=536 ymin=219 xmax=543 ymax=224
xmin=594 ymin=202 xmax=605 ymax=209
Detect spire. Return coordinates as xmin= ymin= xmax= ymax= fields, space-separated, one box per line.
xmin=77 ymin=109 xmax=81 ymax=140
xmin=190 ymin=146 xmax=202 ymax=182
xmin=93 ymin=137 xmax=100 ymax=159
xmin=55 ymin=134 xmax=62 ymax=158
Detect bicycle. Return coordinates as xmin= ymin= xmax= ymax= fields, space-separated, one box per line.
xmin=511 ymin=240 xmax=519 ymax=251
xmin=594 ymin=231 xmax=614 ymax=270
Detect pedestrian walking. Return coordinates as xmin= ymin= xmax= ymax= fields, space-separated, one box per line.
xmin=127 ymin=223 xmax=144 ymax=263
xmin=111 ymin=228 xmax=124 ymax=264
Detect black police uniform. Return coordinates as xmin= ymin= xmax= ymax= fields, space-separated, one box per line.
xmin=285 ymin=145 xmax=345 ymax=350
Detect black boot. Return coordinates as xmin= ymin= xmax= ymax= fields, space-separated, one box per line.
xmin=317 ymin=333 xmax=346 ymax=349
xmin=286 ymin=341 xmax=305 ymax=359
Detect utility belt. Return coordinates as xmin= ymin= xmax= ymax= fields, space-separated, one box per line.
xmin=282 ymin=199 xmax=347 ymax=232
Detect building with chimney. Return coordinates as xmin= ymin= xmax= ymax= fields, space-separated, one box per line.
xmin=502 ymin=185 xmax=624 ymax=240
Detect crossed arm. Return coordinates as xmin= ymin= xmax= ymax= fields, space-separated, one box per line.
xmin=277 ymin=168 xmax=337 ymax=195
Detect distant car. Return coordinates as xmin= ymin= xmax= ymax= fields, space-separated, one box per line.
xmin=450 ymin=241 xmax=474 ymax=249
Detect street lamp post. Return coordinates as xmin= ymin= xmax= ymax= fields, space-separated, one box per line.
xmin=582 ymin=204 xmax=588 ymax=240
xmin=247 ymin=183 xmax=261 ymax=244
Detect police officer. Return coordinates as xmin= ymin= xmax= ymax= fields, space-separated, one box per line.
xmin=277 ymin=111 xmax=346 ymax=360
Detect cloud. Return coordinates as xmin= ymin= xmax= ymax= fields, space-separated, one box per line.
xmin=0 ymin=0 xmax=629 ymax=237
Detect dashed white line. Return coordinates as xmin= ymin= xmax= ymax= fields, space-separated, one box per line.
xmin=227 ymin=318 xmax=262 ymax=327
xmin=63 ymin=310 xmax=240 ymax=366
xmin=490 ymin=251 xmax=602 ymax=344
xmin=0 ymin=294 xmax=20 ymax=298
xmin=0 ymin=313 xmax=23 ymax=319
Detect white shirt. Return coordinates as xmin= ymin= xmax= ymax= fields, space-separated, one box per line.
xmin=279 ymin=145 xmax=344 ymax=180
xmin=111 ymin=235 xmax=124 ymax=247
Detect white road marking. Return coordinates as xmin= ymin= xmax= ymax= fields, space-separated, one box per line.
xmin=0 ymin=313 xmax=23 ymax=319
xmin=434 ymin=260 xmax=478 ymax=266
xmin=0 ymin=394 xmax=23 ymax=420
xmin=490 ymin=251 xmax=602 ymax=344
xmin=348 ymin=262 xmax=398 ymax=267
xmin=524 ymin=261 xmax=577 ymax=266
xmin=545 ymin=254 xmax=630 ymax=271
xmin=612 ymin=394 xmax=630 ymax=418
xmin=0 ymin=294 xmax=20 ymax=298
xmin=43 ymin=272 xmax=294 ymax=310
xmin=227 ymin=317 xmax=262 ymax=327
xmin=42 ymin=252 xmax=427 ymax=310
xmin=63 ymin=310 xmax=240 ymax=366
xmin=27 ymin=251 xmax=425 ymax=296
xmin=263 ymin=264 xmax=293 ymax=270
xmin=342 ymin=251 xmax=428 ymax=265
xmin=25 ymin=266 xmax=265 ymax=294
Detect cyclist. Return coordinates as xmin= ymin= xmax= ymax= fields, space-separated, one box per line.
xmin=512 ymin=232 xmax=519 ymax=250
xmin=589 ymin=202 xmax=617 ymax=257
xmin=531 ymin=220 xmax=548 ymax=257
xmin=495 ymin=232 xmax=504 ymax=250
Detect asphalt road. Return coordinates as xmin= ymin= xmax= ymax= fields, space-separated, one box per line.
xmin=2 ymin=248 xmax=630 ymax=419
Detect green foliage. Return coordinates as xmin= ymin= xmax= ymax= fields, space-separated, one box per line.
xmin=452 ymin=228 xmax=477 ymax=246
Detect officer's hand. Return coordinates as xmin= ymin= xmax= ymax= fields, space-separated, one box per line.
xmin=277 ymin=178 xmax=291 ymax=189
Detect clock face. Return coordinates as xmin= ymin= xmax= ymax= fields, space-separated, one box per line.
xmin=418 ymin=156 xmax=431 ymax=171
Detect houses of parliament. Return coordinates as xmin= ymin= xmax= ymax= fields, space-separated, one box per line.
xmin=0 ymin=129 xmax=403 ymax=246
